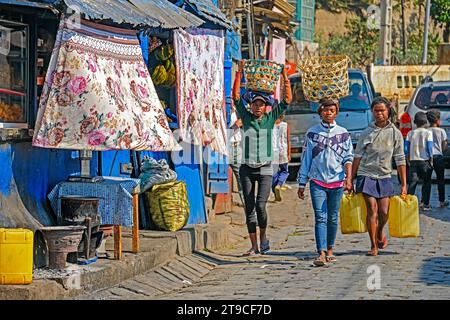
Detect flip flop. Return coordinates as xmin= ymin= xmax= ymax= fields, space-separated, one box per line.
xmin=366 ymin=249 xmax=378 ymax=256
xmin=326 ymin=255 xmax=337 ymax=263
xmin=313 ymin=257 xmax=326 ymax=267
xmin=260 ymin=240 xmax=270 ymax=254
xmin=243 ymin=248 xmax=259 ymax=256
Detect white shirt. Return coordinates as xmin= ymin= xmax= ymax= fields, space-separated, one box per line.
xmin=406 ymin=127 xmax=433 ymax=161
xmin=429 ymin=127 xmax=448 ymax=156
xmin=229 ymin=111 xmax=242 ymax=144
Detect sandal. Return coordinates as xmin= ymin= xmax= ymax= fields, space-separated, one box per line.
xmin=243 ymin=248 xmax=259 ymax=256
xmin=326 ymin=255 xmax=337 ymax=263
xmin=313 ymin=256 xmax=327 ymax=267
xmin=260 ymin=240 xmax=270 ymax=254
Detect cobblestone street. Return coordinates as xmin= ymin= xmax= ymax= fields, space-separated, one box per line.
xmin=154 ymin=183 xmax=449 ymax=300
xmin=84 ymin=172 xmax=450 ymax=300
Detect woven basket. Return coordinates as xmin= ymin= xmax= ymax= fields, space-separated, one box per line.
xmin=244 ymin=59 xmax=284 ymax=94
xmin=298 ymin=55 xmax=350 ymax=102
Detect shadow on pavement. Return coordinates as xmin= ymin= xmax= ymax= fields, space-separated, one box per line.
xmin=421 ymin=209 xmax=450 ymax=224
xmin=335 ymin=249 xmax=400 ymax=256
xmin=419 ymin=257 xmax=450 ymax=286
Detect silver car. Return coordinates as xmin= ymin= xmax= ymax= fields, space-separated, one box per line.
xmin=285 ymin=69 xmax=375 ymax=180
xmin=399 ymin=80 xmax=450 ymax=167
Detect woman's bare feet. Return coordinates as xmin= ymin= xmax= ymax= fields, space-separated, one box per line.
xmin=367 ymin=247 xmax=378 ymax=256
xmin=377 ymin=234 xmax=388 ymax=249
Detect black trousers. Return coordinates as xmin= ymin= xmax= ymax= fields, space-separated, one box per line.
xmin=408 ymin=160 xmax=433 ymax=205
xmin=239 ymin=164 xmax=272 ymax=234
xmin=433 ymin=155 xmax=446 ymax=203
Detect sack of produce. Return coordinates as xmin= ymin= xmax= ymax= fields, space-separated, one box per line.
xmin=139 ymin=156 xmax=177 ymax=193
xmin=146 ymin=181 xmax=190 ymax=232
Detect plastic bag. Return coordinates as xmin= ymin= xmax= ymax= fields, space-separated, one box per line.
xmin=139 ymin=156 xmax=177 ymax=193
xmin=146 ymin=181 xmax=189 ymax=231
xmin=340 ymin=192 xmax=368 ymax=234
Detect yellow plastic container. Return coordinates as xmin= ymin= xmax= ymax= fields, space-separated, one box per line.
xmin=389 ymin=195 xmax=420 ymax=238
xmin=0 ymin=228 xmax=34 ymax=285
xmin=340 ymin=193 xmax=368 ymax=234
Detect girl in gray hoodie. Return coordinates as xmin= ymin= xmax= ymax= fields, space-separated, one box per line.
xmin=352 ymin=97 xmax=407 ymax=257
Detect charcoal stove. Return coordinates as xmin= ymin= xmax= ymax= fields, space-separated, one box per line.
xmin=60 ymin=196 xmax=103 ymax=261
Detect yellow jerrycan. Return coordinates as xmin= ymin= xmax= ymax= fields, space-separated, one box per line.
xmin=389 ymin=195 xmax=420 ymax=238
xmin=340 ymin=192 xmax=367 ymax=234
xmin=0 ymin=228 xmax=34 ymax=285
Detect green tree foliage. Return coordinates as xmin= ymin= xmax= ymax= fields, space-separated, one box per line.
xmin=392 ymin=32 xmax=440 ymax=64
xmin=315 ymin=16 xmax=379 ymax=69
xmin=430 ymin=0 xmax=450 ymax=42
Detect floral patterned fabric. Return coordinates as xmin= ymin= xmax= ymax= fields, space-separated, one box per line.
xmin=33 ymin=19 xmax=180 ymax=151
xmin=174 ymin=28 xmax=228 ymax=155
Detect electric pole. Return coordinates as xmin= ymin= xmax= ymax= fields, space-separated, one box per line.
xmin=422 ymin=0 xmax=431 ymax=65
xmin=379 ymin=0 xmax=393 ymax=65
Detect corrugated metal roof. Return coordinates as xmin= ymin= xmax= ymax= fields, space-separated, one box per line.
xmin=0 ymin=0 xmax=205 ymax=29
xmin=0 ymin=0 xmax=56 ymax=10
xmin=63 ymin=0 xmax=159 ymax=26
xmin=128 ymin=0 xmax=204 ymax=29
xmin=177 ymin=0 xmax=233 ymax=29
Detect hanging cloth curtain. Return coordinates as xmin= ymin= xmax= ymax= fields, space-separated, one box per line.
xmin=173 ymin=28 xmax=228 ymax=155
xmin=33 ymin=18 xmax=180 ymax=151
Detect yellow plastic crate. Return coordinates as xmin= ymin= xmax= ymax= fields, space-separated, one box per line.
xmin=0 ymin=228 xmax=34 ymax=285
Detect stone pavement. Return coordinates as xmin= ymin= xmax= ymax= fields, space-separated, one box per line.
xmin=80 ymin=175 xmax=449 ymax=300
xmin=153 ymin=181 xmax=449 ymax=300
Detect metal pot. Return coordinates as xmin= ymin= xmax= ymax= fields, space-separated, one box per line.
xmin=60 ymin=196 xmax=100 ymax=224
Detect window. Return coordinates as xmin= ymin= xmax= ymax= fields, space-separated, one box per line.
xmin=0 ymin=19 xmax=28 ymax=127
xmin=404 ymin=75 xmax=410 ymax=88
xmin=397 ymin=76 xmax=403 ymax=88
xmin=411 ymin=76 xmax=418 ymax=88
xmin=414 ymin=85 xmax=450 ymax=109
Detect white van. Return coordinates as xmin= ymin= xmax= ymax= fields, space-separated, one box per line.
xmin=285 ymin=69 xmax=375 ymax=180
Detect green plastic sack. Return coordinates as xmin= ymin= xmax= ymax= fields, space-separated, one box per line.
xmin=146 ymin=181 xmax=190 ymax=231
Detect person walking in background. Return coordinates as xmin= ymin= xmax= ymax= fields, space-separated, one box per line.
xmin=233 ymin=60 xmax=292 ymax=256
xmin=405 ymin=112 xmax=434 ymax=211
xmin=297 ymin=98 xmax=353 ymax=267
xmin=271 ymin=114 xmax=291 ymax=202
xmin=426 ymin=109 xmax=449 ymax=208
xmin=228 ymin=103 xmax=245 ymax=207
xmin=352 ymin=97 xmax=407 ymax=257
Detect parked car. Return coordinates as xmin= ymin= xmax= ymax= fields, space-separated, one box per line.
xmin=399 ymin=79 xmax=450 ymax=168
xmin=285 ymin=69 xmax=375 ymax=180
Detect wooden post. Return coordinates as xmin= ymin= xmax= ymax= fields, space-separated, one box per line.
xmin=114 ymin=225 xmax=122 ymax=260
xmin=132 ymin=194 xmax=139 ymax=253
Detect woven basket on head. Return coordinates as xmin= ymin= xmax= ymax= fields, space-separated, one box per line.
xmin=298 ymin=55 xmax=350 ymax=102
xmin=243 ymin=59 xmax=284 ymax=94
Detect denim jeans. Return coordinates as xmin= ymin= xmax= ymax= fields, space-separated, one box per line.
xmin=309 ymin=181 xmax=344 ymax=253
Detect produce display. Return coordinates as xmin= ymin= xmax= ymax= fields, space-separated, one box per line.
xmin=151 ymin=44 xmax=176 ymax=88
xmin=0 ymin=101 xmax=23 ymax=121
